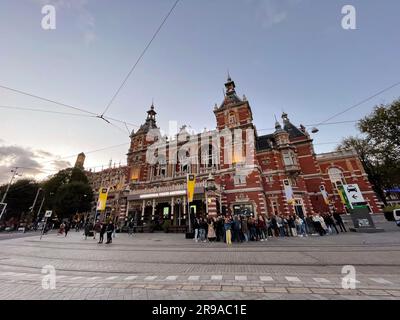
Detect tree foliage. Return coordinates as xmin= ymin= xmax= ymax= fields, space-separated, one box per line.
xmin=0 ymin=179 xmax=40 ymax=220
xmin=53 ymin=181 xmax=93 ymax=220
xmin=338 ymin=99 xmax=400 ymax=205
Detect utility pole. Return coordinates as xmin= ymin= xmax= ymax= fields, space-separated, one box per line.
xmin=1 ymin=168 xmax=20 ymax=203
xmin=29 ymin=188 xmax=42 ymax=220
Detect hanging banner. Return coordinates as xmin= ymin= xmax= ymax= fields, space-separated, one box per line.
xmin=320 ymin=185 xmax=330 ymax=205
xmin=96 ymin=187 xmax=109 ymax=211
xmin=187 ymin=174 xmax=196 ymax=203
xmin=283 ymin=179 xmax=295 ymax=205
xmin=337 ymin=185 xmax=352 ymax=209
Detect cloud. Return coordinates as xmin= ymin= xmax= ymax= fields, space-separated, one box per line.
xmin=52 ymin=159 xmax=72 ymax=171
xmin=0 ymin=145 xmax=43 ymax=184
xmin=0 ymin=144 xmax=71 ymax=184
xmin=247 ymin=0 xmax=301 ymax=29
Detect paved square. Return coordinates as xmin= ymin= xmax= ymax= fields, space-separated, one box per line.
xmin=0 ymin=219 xmax=399 ymax=300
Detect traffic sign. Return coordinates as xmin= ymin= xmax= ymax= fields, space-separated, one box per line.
xmin=343 ymin=184 xmax=366 ymax=208
xmin=45 ymin=210 xmax=53 ymax=218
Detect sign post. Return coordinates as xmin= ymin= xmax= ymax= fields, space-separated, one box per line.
xmin=340 ymin=184 xmax=383 ymax=233
xmin=186 ymin=174 xmax=196 ymax=237
xmin=40 ymin=210 xmax=53 ymax=240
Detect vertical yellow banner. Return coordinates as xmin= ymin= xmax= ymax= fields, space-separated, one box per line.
xmin=96 ymin=187 xmax=109 ymax=211
xmin=187 ymin=174 xmax=196 ymax=203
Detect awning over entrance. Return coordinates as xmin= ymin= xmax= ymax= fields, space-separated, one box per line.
xmin=127 ymin=186 xmax=205 ymax=201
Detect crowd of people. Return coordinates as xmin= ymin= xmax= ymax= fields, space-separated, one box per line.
xmin=192 ymin=212 xmax=347 ymax=245
xmin=57 ymin=219 xmax=116 ymax=244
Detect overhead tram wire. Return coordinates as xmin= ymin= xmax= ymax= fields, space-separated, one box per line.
xmin=0 ymin=105 xmax=97 ymax=118
xmin=100 ymin=0 xmax=182 ymax=117
xmin=313 ymin=80 xmax=400 ymax=127
xmin=257 ymin=120 xmax=360 ymax=132
xmin=0 ymin=84 xmax=98 ymax=116
xmin=0 ymin=83 xmax=141 ymax=129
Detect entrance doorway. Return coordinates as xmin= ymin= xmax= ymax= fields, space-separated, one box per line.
xmin=294 ymin=199 xmax=305 ymax=218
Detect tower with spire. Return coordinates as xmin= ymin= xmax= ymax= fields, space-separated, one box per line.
xmin=214 ymin=74 xmax=254 ymax=131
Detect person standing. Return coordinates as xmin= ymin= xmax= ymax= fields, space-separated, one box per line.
xmin=106 ymin=221 xmax=114 ymax=244
xmin=207 ymin=218 xmax=216 ymax=242
xmin=333 ymin=211 xmax=347 ymax=232
xmin=241 ymin=216 xmax=249 ymax=242
xmin=193 ymin=218 xmax=200 ymax=242
xmin=232 ymin=216 xmax=242 ymax=243
xmin=288 ymin=215 xmax=297 ymax=237
xmin=199 ymin=218 xmax=208 ymax=242
xmin=224 ymin=216 xmax=232 ymax=246
xmin=257 ymin=216 xmax=267 ymax=242
xmin=325 ymin=213 xmax=339 ymax=234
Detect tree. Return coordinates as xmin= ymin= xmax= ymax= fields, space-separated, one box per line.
xmin=53 ymin=181 xmax=93 ymax=220
xmin=0 ymin=179 xmax=40 ymax=221
xmin=358 ymin=100 xmax=400 ymax=160
xmin=42 ymin=167 xmax=89 ymax=211
xmin=338 ymin=100 xmax=400 ymax=205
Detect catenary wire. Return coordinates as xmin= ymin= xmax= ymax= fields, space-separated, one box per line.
xmin=101 ymin=0 xmax=182 ymax=116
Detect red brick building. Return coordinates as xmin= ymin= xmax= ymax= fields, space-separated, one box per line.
xmin=91 ymin=76 xmax=382 ymax=228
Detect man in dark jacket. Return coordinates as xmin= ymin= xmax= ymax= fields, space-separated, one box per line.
xmin=106 ymin=221 xmax=114 ymax=244
xmin=333 ymin=211 xmax=347 ymax=232
xmin=98 ymin=223 xmax=107 ymax=244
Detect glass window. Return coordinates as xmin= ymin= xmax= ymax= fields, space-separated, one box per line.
xmin=328 ymin=168 xmax=346 ymax=187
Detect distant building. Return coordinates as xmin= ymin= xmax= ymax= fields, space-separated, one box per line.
xmin=74 ymin=152 xmax=86 ymax=169
xmin=85 ymin=166 xmax=129 ymax=222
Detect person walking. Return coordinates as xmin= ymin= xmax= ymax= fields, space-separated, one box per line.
xmin=128 ymin=219 xmax=134 ymax=236
xmin=84 ymin=221 xmax=92 ymax=240
xmin=58 ymin=222 xmax=65 ymax=236
xmin=224 ymin=216 xmax=233 ymax=246
xmin=98 ymin=223 xmax=106 ymax=244
xmin=333 ymin=211 xmax=347 ymax=232
xmin=106 ymin=221 xmax=114 ymax=244
xmin=94 ymin=220 xmax=101 ymax=239
xmin=64 ymin=221 xmax=70 ymax=237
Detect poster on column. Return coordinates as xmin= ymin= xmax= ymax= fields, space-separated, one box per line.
xmin=283 ymin=179 xmax=295 ymax=205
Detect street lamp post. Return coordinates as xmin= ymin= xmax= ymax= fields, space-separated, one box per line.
xmin=1 ymin=168 xmax=20 ymax=203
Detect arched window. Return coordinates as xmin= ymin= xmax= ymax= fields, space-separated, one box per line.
xmin=328 ymin=168 xmax=346 ymax=188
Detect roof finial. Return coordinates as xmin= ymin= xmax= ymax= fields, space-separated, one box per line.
xmin=227 ymin=69 xmax=231 ymax=81
xmin=274 ymin=114 xmax=282 ymax=131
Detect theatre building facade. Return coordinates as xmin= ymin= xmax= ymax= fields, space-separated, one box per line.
xmin=88 ymin=77 xmax=382 ymax=228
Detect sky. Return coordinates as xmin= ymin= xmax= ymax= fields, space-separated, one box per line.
xmin=0 ymin=0 xmax=399 ymax=184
